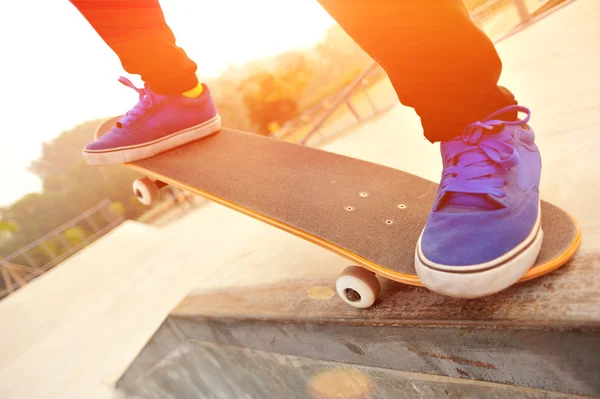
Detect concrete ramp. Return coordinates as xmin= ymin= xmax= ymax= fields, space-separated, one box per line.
xmin=0 ymin=221 xmax=166 ymax=398
xmin=118 ymin=248 xmax=600 ymax=397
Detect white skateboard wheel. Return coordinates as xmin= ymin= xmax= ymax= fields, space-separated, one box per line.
xmin=336 ymin=266 xmax=381 ymax=309
xmin=133 ymin=177 xmax=160 ymax=206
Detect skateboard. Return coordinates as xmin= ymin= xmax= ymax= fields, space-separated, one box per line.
xmin=95 ymin=118 xmax=581 ymax=308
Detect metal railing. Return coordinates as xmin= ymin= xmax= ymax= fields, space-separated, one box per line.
xmin=273 ymin=61 xmax=397 ymax=147
xmin=472 ymin=0 xmax=531 ymax=24
xmin=0 ymin=199 xmax=124 ymax=300
xmin=298 ymin=62 xmax=393 ymax=146
xmin=471 ymin=0 xmax=565 ymax=37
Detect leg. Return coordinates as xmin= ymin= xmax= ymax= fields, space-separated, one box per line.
xmin=69 ymin=0 xmax=198 ymax=95
xmin=72 ymin=0 xmax=221 ymax=165
xmin=318 ymin=0 xmax=543 ymax=298
xmin=317 ymin=0 xmax=516 ymax=142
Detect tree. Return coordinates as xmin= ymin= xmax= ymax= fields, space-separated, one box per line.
xmin=238 ymin=53 xmax=314 ymax=134
xmin=28 ymin=119 xmax=105 ymax=188
xmin=205 ymin=76 xmax=256 ymax=133
xmin=0 ymin=121 xmax=147 ymax=257
xmin=0 ymin=220 xmax=17 ymax=233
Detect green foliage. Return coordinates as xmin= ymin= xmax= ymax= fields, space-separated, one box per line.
xmin=28 ymin=119 xmax=105 ymax=188
xmin=205 ymin=75 xmax=257 ymax=133
xmin=238 ymin=52 xmax=314 ymax=134
xmin=63 ymin=226 xmax=86 ymax=247
xmin=109 ymin=201 xmax=125 ymax=217
xmin=0 ymin=123 xmax=147 ymax=256
xmin=0 ymin=220 xmax=17 ymax=233
xmin=303 ymin=25 xmax=372 ymax=109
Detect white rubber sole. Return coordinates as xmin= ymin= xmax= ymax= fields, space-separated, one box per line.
xmin=83 ymin=114 xmax=221 ymax=166
xmin=415 ymin=208 xmax=543 ymax=298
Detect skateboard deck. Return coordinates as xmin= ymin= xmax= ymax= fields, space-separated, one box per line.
xmin=95 ymin=118 xmax=580 ymax=305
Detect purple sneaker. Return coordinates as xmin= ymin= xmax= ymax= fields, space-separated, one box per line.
xmin=415 ymin=105 xmax=543 ymax=298
xmin=83 ymin=77 xmax=221 ymax=165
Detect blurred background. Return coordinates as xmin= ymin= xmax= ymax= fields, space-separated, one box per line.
xmin=1 ymin=0 xmax=598 ymax=398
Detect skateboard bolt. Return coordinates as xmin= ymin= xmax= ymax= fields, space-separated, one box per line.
xmin=345 ymin=288 xmax=361 ymax=302
xmin=345 ymin=206 xmax=355 ymax=212
xmin=359 ymin=192 xmax=369 ymax=197
xmin=385 ymin=220 xmax=394 ymax=225
xmin=398 ymin=204 xmax=406 ymax=209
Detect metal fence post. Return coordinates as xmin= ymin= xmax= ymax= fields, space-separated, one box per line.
xmin=512 ymin=0 xmax=532 ymax=24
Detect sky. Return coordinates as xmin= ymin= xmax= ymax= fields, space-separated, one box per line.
xmin=0 ymin=0 xmax=335 ymax=206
